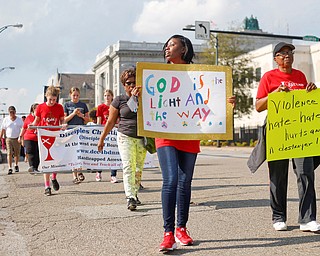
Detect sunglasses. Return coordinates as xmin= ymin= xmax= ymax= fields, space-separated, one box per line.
xmin=275 ymin=51 xmax=294 ymax=57
xmin=125 ymin=81 xmax=136 ymax=87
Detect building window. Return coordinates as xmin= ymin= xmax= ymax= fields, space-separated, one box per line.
xmin=255 ymin=67 xmax=261 ymax=82
xmin=100 ymin=73 xmax=105 ymax=90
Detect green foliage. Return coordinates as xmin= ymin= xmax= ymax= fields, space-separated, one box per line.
xmin=241 ymin=141 xmax=248 ymax=147
xmin=221 ymin=141 xmax=229 ymax=147
xmin=200 ymin=140 xmax=213 ymax=146
xmin=249 ymin=139 xmax=258 ymax=147
xmin=200 ymin=140 xmax=254 ymax=147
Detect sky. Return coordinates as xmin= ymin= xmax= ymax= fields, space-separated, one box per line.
xmin=1 ymin=0 xmax=320 ymax=115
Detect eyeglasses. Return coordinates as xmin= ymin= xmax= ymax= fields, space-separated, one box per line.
xmin=276 ymin=51 xmax=294 ymax=57
xmin=125 ymin=81 xmax=136 ymax=87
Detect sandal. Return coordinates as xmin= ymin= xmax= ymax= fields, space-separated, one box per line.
xmin=78 ymin=172 xmax=85 ymax=182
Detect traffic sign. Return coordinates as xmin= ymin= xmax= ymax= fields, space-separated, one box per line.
xmin=303 ymin=35 xmax=320 ymax=42
xmin=195 ymin=21 xmax=210 ymax=40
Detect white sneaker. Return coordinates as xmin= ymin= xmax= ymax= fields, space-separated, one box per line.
xmin=300 ymin=221 xmax=320 ymax=232
xmin=110 ymin=176 xmax=118 ymax=183
xmin=95 ymin=173 xmax=102 ymax=182
xmin=273 ymin=221 xmax=287 ymax=231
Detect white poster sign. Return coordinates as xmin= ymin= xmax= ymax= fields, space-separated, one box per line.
xmin=37 ymin=126 xmax=155 ymax=172
xmin=136 ymin=62 xmax=233 ymax=140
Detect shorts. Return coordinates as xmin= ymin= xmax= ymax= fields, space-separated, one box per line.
xmin=6 ymin=138 xmax=20 ymax=157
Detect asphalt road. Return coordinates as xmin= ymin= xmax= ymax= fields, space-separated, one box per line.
xmin=1 ymin=147 xmax=320 ymax=256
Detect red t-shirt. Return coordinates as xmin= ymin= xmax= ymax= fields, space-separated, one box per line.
xmin=35 ymin=103 xmax=65 ymax=130
xmin=256 ymin=68 xmax=307 ymax=99
xmin=96 ymin=104 xmax=110 ymax=125
xmin=155 ymin=138 xmax=200 ymax=154
xmin=23 ymin=114 xmax=37 ymax=141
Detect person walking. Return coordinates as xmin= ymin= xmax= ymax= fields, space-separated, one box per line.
xmin=30 ymin=85 xmax=66 ymax=196
xmin=64 ymin=87 xmax=89 ymax=184
xmin=96 ymin=89 xmax=118 ymax=183
xmin=157 ymin=34 xmax=235 ymax=252
xmin=0 ymin=106 xmax=23 ymax=174
xmin=97 ymin=68 xmax=147 ymax=211
xmin=18 ymin=103 xmax=40 ymax=174
xmin=255 ymin=42 xmax=320 ymax=232
xmin=156 ymin=35 xmax=200 ymax=252
xmin=20 ymin=115 xmax=27 ymax=162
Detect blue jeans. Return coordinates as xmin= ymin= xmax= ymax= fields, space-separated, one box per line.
xmin=157 ymin=146 xmax=197 ymax=232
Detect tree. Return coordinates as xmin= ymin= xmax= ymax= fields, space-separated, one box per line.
xmin=199 ymin=33 xmax=256 ymax=118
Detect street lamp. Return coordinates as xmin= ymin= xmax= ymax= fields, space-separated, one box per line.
xmin=0 ymin=103 xmax=6 ymax=115
xmin=0 ymin=66 xmax=15 ymax=73
xmin=0 ymin=23 xmax=23 ymax=34
xmin=0 ymin=68 xmax=14 ymax=92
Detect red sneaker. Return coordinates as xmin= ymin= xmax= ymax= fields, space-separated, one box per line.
xmin=175 ymin=227 xmax=194 ymax=245
xmin=159 ymin=231 xmax=177 ymax=252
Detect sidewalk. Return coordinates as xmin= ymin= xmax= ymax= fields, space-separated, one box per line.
xmin=1 ymin=147 xmax=320 ymax=256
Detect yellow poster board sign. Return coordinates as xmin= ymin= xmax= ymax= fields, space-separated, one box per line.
xmin=136 ymin=62 xmax=233 ymax=140
xmin=267 ymin=89 xmax=320 ymax=161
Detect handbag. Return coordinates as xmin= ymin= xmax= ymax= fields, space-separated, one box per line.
xmin=247 ymin=118 xmax=267 ymax=173
xmin=144 ymin=137 xmax=156 ymax=154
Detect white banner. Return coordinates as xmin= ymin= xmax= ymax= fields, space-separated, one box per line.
xmin=37 ymin=126 xmax=156 ymax=172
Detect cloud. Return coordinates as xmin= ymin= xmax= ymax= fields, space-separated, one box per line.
xmin=0 ymin=0 xmax=319 ymax=114
xmin=133 ymin=0 xmax=227 ymax=40
xmin=133 ymin=0 xmax=320 ymax=40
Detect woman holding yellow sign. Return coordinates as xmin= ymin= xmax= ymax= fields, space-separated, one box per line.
xmin=255 ymin=42 xmax=320 ymax=232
